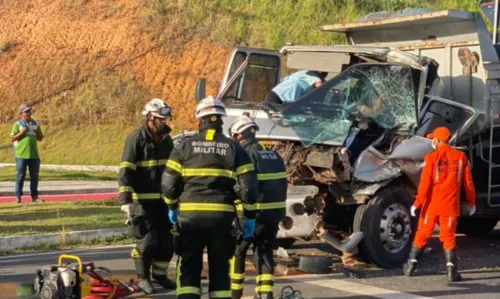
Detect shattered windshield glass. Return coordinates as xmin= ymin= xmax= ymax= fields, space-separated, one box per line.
xmin=282 ymin=64 xmax=417 ymax=147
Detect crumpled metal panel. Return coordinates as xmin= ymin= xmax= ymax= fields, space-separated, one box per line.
xmin=388 ymin=136 xmax=433 ymax=161
xmin=353 ymin=146 xmax=401 ymax=183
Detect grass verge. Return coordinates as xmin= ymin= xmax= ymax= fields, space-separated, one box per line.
xmin=0 ymin=124 xmax=137 ymax=165
xmin=1 ymin=234 xmax=135 ymax=255
xmin=0 ymin=200 xmax=124 ymax=236
xmin=0 ymin=167 xmax=117 ymax=181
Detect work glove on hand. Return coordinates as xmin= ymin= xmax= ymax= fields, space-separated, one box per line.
xmin=120 ymin=204 xmax=132 ymax=224
xmin=410 ymin=205 xmax=418 ymax=217
xmin=168 ymin=209 xmax=178 ymax=225
xmin=242 ymin=219 xmax=255 ymax=240
xmin=468 ymin=205 xmax=476 ymax=216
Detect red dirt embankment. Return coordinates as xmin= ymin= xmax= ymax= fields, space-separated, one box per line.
xmin=0 ymin=0 xmax=229 ymax=129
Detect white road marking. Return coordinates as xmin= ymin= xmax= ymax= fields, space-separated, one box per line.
xmin=284 ymin=274 xmax=434 ymax=299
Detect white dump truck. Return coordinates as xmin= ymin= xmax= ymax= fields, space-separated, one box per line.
xmin=177 ymin=1 xmax=500 ymax=269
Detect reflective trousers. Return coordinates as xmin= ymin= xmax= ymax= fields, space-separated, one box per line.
xmin=128 ymin=203 xmax=174 ymax=280
xmin=231 ymin=222 xmax=278 ymax=298
xmin=413 ymin=214 xmax=458 ymax=250
xmin=175 ymin=226 xmax=236 ymax=299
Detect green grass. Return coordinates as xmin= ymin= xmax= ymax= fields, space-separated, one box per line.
xmin=1 ymin=234 xmax=135 ymax=255
xmin=0 ymin=124 xmax=136 ymax=165
xmin=0 ymin=200 xmax=124 ymax=236
xmin=0 ymin=167 xmax=117 ymax=181
xmin=151 ymin=0 xmax=484 ymax=50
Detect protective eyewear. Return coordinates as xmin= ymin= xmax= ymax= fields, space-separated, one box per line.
xmin=153 ymin=107 xmax=172 ymax=120
xmin=158 ymin=107 xmax=172 ymax=117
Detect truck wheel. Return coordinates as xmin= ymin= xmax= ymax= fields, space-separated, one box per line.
xmin=457 ymin=218 xmax=498 ymax=237
xmin=353 ymin=186 xmax=416 ymax=269
xmin=274 ymin=238 xmax=296 ymax=249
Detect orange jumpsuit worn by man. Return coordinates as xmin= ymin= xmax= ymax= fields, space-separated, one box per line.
xmin=403 ymin=127 xmax=476 ymax=282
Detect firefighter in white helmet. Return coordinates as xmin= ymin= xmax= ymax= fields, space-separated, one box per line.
xmin=162 ymin=96 xmax=258 ymax=299
xmin=118 ymin=98 xmax=176 ymax=294
xmin=229 ymin=114 xmax=287 ymax=299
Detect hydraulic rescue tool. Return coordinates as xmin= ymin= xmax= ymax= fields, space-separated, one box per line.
xmin=32 ymin=254 xmax=139 ymax=299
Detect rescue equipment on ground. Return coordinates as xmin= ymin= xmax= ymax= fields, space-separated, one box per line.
xmin=32 ymin=254 xmax=139 ymax=299
xmin=279 ymin=286 xmax=303 ymax=299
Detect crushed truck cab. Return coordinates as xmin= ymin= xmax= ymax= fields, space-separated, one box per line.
xmin=180 ymin=4 xmax=500 ymax=269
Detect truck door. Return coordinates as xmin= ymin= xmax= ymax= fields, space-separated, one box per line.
xmin=415 ymin=96 xmax=478 ymax=144
xmin=218 ymin=47 xmax=281 ymax=104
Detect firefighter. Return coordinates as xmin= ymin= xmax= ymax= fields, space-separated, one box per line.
xmin=161 ymin=96 xmax=258 ymax=299
xmin=403 ymin=126 xmax=476 ymax=282
xmin=118 ymin=98 xmax=176 ymax=294
xmin=228 ymin=115 xmax=287 ymax=299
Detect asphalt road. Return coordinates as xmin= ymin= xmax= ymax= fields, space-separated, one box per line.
xmin=1 ymin=228 xmax=500 ymax=299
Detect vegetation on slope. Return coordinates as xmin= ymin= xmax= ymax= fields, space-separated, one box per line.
xmin=0 ymin=0 xmax=485 ymax=164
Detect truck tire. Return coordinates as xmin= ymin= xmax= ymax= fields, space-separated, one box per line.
xmin=274 ymin=238 xmax=296 ymax=249
xmin=353 ymin=186 xmax=416 ymax=269
xmin=457 ymin=218 xmax=498 ymax=237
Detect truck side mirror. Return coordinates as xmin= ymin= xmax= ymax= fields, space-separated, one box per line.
xmin=195 ymin=78 xmax=206 ymax=103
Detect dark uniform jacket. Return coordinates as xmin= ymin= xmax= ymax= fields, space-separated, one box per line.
xmin=161 ymin=124 xmax=258 ymax=229
xmin=241 ymin=137 xmax=287 ymax=223
xmin=118 ymin=124 xmax=174 ymax=207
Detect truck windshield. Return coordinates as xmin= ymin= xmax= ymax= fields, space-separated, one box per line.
xmin=282 ymin=64 xmax=418 ymax=147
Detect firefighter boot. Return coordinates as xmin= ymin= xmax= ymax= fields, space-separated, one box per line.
xmin=138 ymin=279 xmax=155 ymax=294
xmin=152 ymin=275 xmax=176 ymax=290
xmin=444 ymin=249 xmax=462 ymax=282
xmin=403 ymin=245 xmax=423 ymax=277
xmin=233 ymin=290 xmax=243 ymax=299
xmin=134 ymin=258 xmax=155 ymax=294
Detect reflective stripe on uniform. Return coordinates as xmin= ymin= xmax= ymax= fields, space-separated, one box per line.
xmin=242 ymin=203 xmax=255 ymax=211
xmin=236 ymin=163 xmax=255 ymax=175
xmin=177 ymin=286 xmax=202 ymax=295
xmin=258 ymin=172 xmax=287 ymax=181
xmin=255 ymin=285 xmax=273 ymax=293
xmin=131 ymin=248 xmax=140 ymax=258
xmin=457 ymin=160 xmax=463 ymax=183
xmin=136 ymin=159 xmax=168 ymax=167
xmin=152 ymin=260 xmax=170 ymax=269
xmin=238 ymin=202 xmax=284 ymax=211
xmin=132 ymin=193 xmax=161 ymax=200
xmin=152 ymin=268 xmax=166 ymax=275
xmin=119 ymin=186 xmax=134 ymax=193
xmin=183 ymin=168 xmax=235 ymax=178
xmin=175 ymin=257 xmax=201 ymax=295
xmin=205 ymin=129 xmax=216 ymax=141
xmin=179 ymin=203 xmax=235 ymax=212
xmin=166 ymin=159 xmax=183 ymax=173
xmin=163 ymin=196 xmax=179 ymax=205
xmin=120 ymin=161 xmax=137 ymax=171
xmin=435 ymin=161 xmax=440 ymax=182
xmin=136 ymin=160 xmax=157 ymax=167
xmin=209 ymin=290 xmax=231 ymax=298
xmin=256 ymin=274 xmax=274 ymax=283
xmin=256 ymin=202 xmax=286 ymax=210
xmin=231 ymin=273 xmax=245 ymax=280
xmin=231 ymin=283 xmax=244 ymax=290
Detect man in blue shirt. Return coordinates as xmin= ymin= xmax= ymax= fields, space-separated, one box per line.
xmin=265 ymin=70 xmax=328 ymax=104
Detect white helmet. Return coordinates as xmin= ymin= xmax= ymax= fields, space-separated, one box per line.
xmin=142 ymin=98 xmax=172 ymax=119
xmin=230 ymin=114 xmax=259 ymax=135
xmin=195 ymin=96 xmax=226 ymax=119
